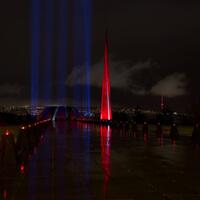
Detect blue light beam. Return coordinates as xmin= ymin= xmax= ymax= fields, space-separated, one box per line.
xmin=72 ymin=0 xmax=84 ymax=108
xmin=43 ymin=0 xmax=54 ymax=104
xmin=57 ymin=0 xmax=68 ymax=105
xmin=31 ymin=0 xmax=41 ymax=108
xmin=83 ymin=0 xmax=92 ymax=113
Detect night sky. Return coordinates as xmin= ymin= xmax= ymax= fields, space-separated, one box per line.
xmin=0 ymin=0 xmax=200 ymax=111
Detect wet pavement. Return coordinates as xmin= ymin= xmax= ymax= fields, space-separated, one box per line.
xmin=1 ymin=121 xmax=200 ymax=200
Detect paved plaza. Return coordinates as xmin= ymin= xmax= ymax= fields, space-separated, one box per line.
xmin=1 ymin=121 xmax=200 ymax=200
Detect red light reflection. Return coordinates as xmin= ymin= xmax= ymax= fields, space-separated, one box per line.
xmin=100 ymin=126 xmax=111 ymax=198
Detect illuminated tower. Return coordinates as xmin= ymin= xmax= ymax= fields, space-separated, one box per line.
xmin=100 ymin=33 xmax=112 ymax=121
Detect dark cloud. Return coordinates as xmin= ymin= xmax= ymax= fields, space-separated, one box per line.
xmin=67 ymin=59 xmax=188 ymax=98
xmin=151 ymin=73 xmax=187 ymax=97
xmin=130 ymin=73 xmax=188 ymax=98
xmin=66 ymin=58 xmax=154 ymax=88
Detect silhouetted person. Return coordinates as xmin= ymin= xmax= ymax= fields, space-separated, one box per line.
xmin=122 ymin=123 xmax=126 ymax=133
xmin=156 ymin=122 xmax=163 ymax=145
xmin=0 ymin=131 xmax=17 ymax=168
xmin=0 ymin=139 xmax=3 ymax=166
xmin=16 ymin=133 xmax=29 ymax=165
xmin=156 ymin=122 xmax=163 ymax=138
xmin=192 ymin=123 xmax=200 ymax=146
xmin=170 ymin=123 xmax=179 ymax=144
xmin=143 ymin=122 xmax=149 ymax=135
xmin=125 ymin=122 xmax=129 ymax=133
xmin=143 ymin=122 xmax=149 ymax=143
xmin=132 ymin=122 xmax=138 ymax=137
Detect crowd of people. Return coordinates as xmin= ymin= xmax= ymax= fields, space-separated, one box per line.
xmin=110 ymin=119 xmax=200 ymax=146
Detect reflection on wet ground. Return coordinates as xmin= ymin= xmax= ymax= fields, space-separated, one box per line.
xmin=1 ymin=121 xmax=200 ymax=199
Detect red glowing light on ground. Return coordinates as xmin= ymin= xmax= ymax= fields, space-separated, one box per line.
xmin=20 ymin=164 xmax=25 ymax=174
xmin=3 ymin=190 xmax=8 ymax=199
xmin=4 ymin=130 xmax=10 ymax=136
xmin=100 ymin=33 xmax=112 ymax=121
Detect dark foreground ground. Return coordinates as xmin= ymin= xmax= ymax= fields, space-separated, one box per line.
xmin=1 ymin=121 xmax=200 ymax=200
